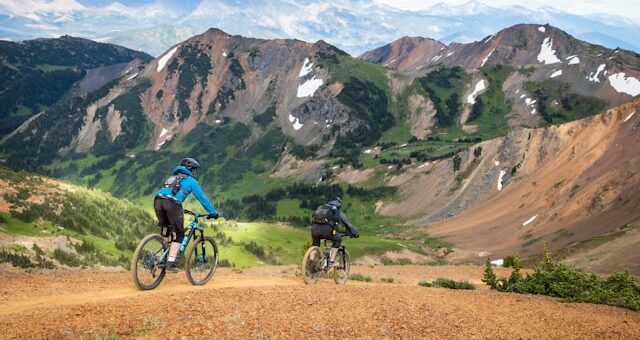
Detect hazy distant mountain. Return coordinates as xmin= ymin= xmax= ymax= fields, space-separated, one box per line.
xmin=1 ymin=1 xmax=639 ymax=56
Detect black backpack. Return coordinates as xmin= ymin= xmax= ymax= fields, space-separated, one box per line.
xmin=162 ymin=173 xmax=187 ymax=195
xmin=313 ymin=203 xmax=337 ymax=224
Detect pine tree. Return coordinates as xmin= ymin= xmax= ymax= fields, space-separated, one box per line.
xmin=541 ymin=242 xmax=556 ymax=271
xmin=482 ymin=257 xmax=498 ymax=289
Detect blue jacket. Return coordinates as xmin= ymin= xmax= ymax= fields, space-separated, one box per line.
xmin=155 ymin=165 xmax=218 ymax=216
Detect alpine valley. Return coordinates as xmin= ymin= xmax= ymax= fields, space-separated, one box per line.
xmin=1 ymin=23 xmax=639 ymax=275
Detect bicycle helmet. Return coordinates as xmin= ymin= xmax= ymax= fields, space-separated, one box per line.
xmin=180 ymin=157 xmax=201 ymax=171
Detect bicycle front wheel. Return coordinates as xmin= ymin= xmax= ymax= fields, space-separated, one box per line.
xmin=131 ymin=234 xmax=168 ymax=290
xmin=302 ymin=246 xmax=322 ymax=284
xmin=185 ymin=235 xmax=219 ymax=285
xmin=333 ymin=249 xmax=350 ymax=285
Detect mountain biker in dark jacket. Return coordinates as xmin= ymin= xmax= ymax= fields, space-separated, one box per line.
xmin=311 ymin=197 xmax=359 ymax=267
xmin=154 ymin=157 xmax=219 ymax=272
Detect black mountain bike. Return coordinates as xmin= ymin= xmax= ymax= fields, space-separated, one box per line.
xmin=302 ymin=238 xmax=351 ymax=285
xmin=131 ymin=209 xmax=219 ymax=290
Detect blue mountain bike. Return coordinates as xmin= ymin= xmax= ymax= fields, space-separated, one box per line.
xmin=131 ymin=209 xmax=219 ymax=290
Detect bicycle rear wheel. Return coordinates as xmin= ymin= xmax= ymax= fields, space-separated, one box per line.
xmin=185 ymin=235 xmax=219 ymax=285
xmin=302 ymin=246 xmax=322 ymax=284
xmin=333 ymin=248 xmax=350 ymax=285
xmin=131 ymin=234 xmax=167 ymax=290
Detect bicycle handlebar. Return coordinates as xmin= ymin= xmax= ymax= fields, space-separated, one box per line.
xmin=184 ymin=209 xmax=205 ymax=217
xmin=183 ymin=209 xmax=219 ymax=220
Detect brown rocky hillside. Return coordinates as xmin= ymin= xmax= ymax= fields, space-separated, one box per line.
xmin=379 ymin=97 xmax=640 ymax=273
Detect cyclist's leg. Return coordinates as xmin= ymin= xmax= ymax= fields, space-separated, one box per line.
xmin=164 ymin=200 xmax=184 ymax=270
xmin=311 ymin=224 xmax=323 ymax=247
xmin=329 ymin=232 xmax=342 ymax=264
xmin=153 ymin=197 xmax=170 ymax=232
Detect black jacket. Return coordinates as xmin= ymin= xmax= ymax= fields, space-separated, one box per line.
xmin=326 ymin=199 xmax=358 ymax=235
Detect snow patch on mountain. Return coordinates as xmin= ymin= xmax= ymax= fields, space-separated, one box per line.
xmin=157 ymin=46 xmax=178 ymax=72
xmin=491 ymin=259 xmax=504 ymax=266
xmin=550 ymin=69 xmax=562 ymax=78
xmin=497 ymin=170 xmax=506 ymax=191
xmin=587 ymin=64 xmax=606 ymax=82
xmin=537 ymin=37 xmax=561 ymax=64
xmin=522 ymin=214 xmax=538 ymax=226
xmin=481 ymin=48 xmax=495 ymax=67
xmin=288 ymin=114 xmax=304 ymax=131
xmin=296 ymin=76 xmax=323 ymax=97
xmin=538 ymin=26 xmax=546 ymax=33
xmin=466 ymin=80 xmax=486 ymax=104
xmin=566 ymin=55 xmax=580 ymax=65
xmin=298 ymin=58 xmax=313 ymax=78
xmin=608 ymin=73 xmax=640 ymax=96
xmin=624 ymin=111 xmax=636 ymax=122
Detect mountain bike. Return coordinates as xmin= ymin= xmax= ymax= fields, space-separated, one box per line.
xmin=301 ymin=237 xmax=351 ymax=285
xmin=131 ymin=209 xmax=219 ymax=290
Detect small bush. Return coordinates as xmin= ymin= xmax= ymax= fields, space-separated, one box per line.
xmin=380 ymin=277 xmax=395 ymax=283
xmin=432 ymin=278 xmax=476 ymax=290
xmin=380 ymin=256 xmax=413 ymax=265
xmin=53 ymin=248 xmax=82 ymax=267
xmin=218 ymin=258 xmax=235 ymax=267
xmin=502 ymin=255 xmax=522 ymax=268
xmin=418 ymin=279 xmax=432 ymax=287
xmin=0 ymin=249 xmax=36 ymax=268
xmin=349 ymin=273 xmax=373 ymax=282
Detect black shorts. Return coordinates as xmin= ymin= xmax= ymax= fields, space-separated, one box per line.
xmin=153 ymin=197 xmax=184 ymax=242
xmin=311 ymin=223 xmax=341 ymax=248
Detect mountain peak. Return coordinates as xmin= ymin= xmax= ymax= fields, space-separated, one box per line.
xmin=203 ymin=27 xmax=231 ymax=37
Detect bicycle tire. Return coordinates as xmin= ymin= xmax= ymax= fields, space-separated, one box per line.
xmin=302 ymin=246 xmax=322 ymax=284
xmin=131 ymin=234 xmax=167 ymax=290
xmin=185 ymin=235 xmax=219 ymax=285
xmin=333 ymin=248 xmax=350 ymax=285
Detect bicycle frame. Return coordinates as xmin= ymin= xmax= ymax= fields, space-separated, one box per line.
xmin=157 ymin=211 xmax=207 ymax=264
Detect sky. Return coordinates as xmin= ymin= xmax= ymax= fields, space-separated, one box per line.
xmin=2 ymin=0 xmax=640 ymax=56
xmin=374 ymin=0 xmax=640 ymax=22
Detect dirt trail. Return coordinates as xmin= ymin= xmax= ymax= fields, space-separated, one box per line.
xmin=1 ymin=266 xmax=639 ymax=339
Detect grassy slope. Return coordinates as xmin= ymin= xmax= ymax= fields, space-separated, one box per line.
xmin=0 ymin=165 xmax=426 ymax=268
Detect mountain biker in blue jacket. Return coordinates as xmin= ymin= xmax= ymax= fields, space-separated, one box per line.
xmin=154 ymin=157 xmax=219 ymax=272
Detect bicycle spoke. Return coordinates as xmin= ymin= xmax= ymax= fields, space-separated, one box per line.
xmin=186 ymin=236 xmax=218 ymax=285
xmin=132 ymin=235 xmax=167 ymax=290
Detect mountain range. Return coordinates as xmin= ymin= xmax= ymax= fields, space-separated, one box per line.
xmin=0 ymin=22 xmax=639 ymax=274
xmin=1 ymin=1 xmax=640 ymax=57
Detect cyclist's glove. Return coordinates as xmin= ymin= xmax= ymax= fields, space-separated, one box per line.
xmin=351 ymin=230 xmax=360 ymax=238
xmin=207 ymin=213 xmax=220 ymax=220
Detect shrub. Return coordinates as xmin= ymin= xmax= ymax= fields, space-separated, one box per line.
xmin=432 ymin=278 xmax=476 ymax=290
xmin=244 ymin=241 xmax=265 ymax=258
xmin=487 ymin=245 xmax=640 ymax=310
xmin=381 ymin=256 xmax=413 ymax=265
xmin=53 ymin=248 xmax=82 ymax=267
xmin=418 ymin=279 xmax=432 ymax=287
xmin=502 ymin=255 xmax=522 ymax=268
xmin=380 ymin=277 xmax=395 ymax=283
xmin=218 ymin=258 xmax=235 ymax=267
xmin=0 ymin=249 xmax=36 ymax=268
xmin=349 ymin=273 xmax=373 ymax=282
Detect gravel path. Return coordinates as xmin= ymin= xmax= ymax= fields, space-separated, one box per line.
xmin=1 ymin=266 xmax=638 ymax=339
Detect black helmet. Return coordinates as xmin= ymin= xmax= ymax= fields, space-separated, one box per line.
xmin=330 ymin=196 xmax=342 ymax=208
xmin=180 ymin=157 xmax=200 ymax=171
